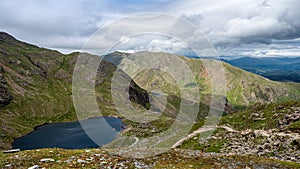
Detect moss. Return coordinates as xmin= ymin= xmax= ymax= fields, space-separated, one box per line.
xmin=204 ymin=140 xmax=227 ymax=153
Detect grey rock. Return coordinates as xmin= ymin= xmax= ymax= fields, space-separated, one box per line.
xmin=40 ymin=158 xmax=55 ymax=162
xmin=28 ymin=165 xmax=39 ymax=169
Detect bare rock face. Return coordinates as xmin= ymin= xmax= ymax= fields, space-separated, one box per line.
xmin=129 ymin=80 xmax=150 ymax=109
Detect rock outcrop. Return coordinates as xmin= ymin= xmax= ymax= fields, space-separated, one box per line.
xmin=0 ymin=66 xmax=12 ymax=107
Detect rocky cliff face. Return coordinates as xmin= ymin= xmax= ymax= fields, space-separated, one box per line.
xmin=0 ymin=65 xmax=12 ymax=107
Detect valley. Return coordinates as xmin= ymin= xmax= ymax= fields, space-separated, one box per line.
xmin=0 ymin=32 xmax=300 ymax=168
xmin=223 ymin=56 xmax=300 ymax=83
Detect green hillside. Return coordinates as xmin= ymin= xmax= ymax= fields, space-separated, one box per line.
xmin=0 ymin=32 xmax=148 ymax=149
xmin=110 ymin=51 xmax=300 ymax=106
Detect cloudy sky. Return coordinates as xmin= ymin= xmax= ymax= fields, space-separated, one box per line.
xmin=1 ymin=0 xmax=300 ymax=57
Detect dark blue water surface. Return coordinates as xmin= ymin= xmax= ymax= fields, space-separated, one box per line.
xmin=12 ymin=116 xmax=124 ymax=150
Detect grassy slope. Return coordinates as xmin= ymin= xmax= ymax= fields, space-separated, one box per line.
xmin=223 ymin=63 xmax=299 ymax=106
xmin=0 ymin=34 xmax=128 ymax=149
xmin=130 ymin=52 xmax=300 ymax=107
xmin=0 ymin=36 xmax=74 ymax=148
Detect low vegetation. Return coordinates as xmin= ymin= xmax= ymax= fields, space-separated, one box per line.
xmin=1 ymin=148 xmax=300 ymax=168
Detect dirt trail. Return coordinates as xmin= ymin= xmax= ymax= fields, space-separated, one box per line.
xmin=172 ymin=126 xmax=215 ymax=149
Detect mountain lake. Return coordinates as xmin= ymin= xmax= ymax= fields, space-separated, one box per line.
xmin=12 ymin=116 xmax=125 ymax=150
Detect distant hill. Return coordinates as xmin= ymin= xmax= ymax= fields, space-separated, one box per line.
xmin=223 ymin=56 xmax=300 ymax=82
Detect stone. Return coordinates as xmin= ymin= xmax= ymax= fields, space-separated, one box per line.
xmin=28 ymin=165 xmax=39 ymax=169
xmin=77 ymin=159 xmax=87 ymax=163
xmin=40 ymin=158 xmax=55 ymax=162
xmin=2 ymin=149 xmax=20 ymax=153
xmin=254 ymin=118 xmax=266 ymax=121
xmin=86 ymin=157 xmax=94 ymax=161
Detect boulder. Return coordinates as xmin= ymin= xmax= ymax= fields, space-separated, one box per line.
xmin=0 ymin=85 xmax=13 ymax=106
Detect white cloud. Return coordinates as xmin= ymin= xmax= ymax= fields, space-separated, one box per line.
xmin=0 ymin=0 xmax=299 ymax=57
xmin=221 ymin=17 xmax=291 ymax=39
xmin=109 ymin=34 xmax=193 ymax=56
